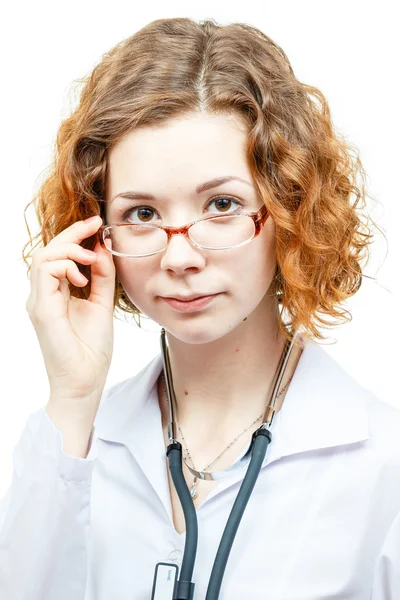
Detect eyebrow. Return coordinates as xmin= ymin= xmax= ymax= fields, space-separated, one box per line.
xmin=111 ymin=176 xmax=253 ymax=203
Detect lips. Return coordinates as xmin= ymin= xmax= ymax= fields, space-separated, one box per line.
xmin=161 ymin=294 xmax=220 ymax=312
xmin=162 ymin=294 xmax=214 ymax=302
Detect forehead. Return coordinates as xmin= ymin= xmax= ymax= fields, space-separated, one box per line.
xmin=106 ymin=112 xmax=252 ymax=196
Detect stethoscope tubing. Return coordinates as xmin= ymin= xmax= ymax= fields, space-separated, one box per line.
xmin=205 ymin=427 xmax=272 ymax=599
xmin=167 ymin=441 xmax=197 ymax=600
xmin=167 ymin=426 xmax=272 ymax=600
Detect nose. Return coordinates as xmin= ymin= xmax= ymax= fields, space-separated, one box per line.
xmin=159 ymin=231 xmax=206 ymax=274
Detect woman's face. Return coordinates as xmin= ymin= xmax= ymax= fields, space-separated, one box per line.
xmin=105 ymin=111 xmax=278 ymax=344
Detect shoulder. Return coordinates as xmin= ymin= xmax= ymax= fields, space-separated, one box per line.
xmin=286 ymin=339 xmax=400 ymax=467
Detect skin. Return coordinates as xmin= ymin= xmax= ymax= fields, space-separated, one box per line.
xmin=105 ymin=111 xmax=290 ymax=466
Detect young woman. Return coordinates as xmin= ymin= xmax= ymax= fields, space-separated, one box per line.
xmin=1 ymin=17 xmax=399 ymax=600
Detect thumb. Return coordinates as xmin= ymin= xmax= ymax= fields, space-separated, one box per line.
xmin=88 ymin=239 xmax=116 ymax=311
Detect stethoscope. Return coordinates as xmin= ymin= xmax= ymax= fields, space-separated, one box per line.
xmin=151 ymin=327 xmax=304 ymax=600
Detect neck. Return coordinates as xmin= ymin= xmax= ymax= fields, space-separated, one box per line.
xmin=158 ymin=294 xmax=300 ymax=449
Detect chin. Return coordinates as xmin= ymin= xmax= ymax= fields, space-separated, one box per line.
xmin=162 ymin=314 xmax=244 ymax=346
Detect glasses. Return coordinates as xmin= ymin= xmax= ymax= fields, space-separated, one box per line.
xmin=98 ymin=204 xmax=270 ymax=258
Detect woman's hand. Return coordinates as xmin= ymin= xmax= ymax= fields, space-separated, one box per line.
xmin=26 ymin=215 xmax=116 ymax=416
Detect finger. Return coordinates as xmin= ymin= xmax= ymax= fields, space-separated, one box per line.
xmin=58 ymin=277 xmax=71 ymax=299
xmin=30 ymin=243 xmax=97 ymax=299
xmin=48 ymin=215 xmax=103 ymax=247
xmin=35 ymin=259 xmax=89 ymax=316
xmin=30 ymin=216 xmax=101 ymax=280
xmin=87 ymin=239 xmax=116 ymax=311
xmin=28 ymin=215 xmax=103 ymax=312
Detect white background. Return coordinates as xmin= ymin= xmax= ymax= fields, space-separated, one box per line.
xmin=1 ymin=0 xmax=399 ymax=497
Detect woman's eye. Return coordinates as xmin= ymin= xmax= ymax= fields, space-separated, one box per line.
xmin=207 ymin=196 xmax=243 ymax=213
xmin=121 ymin=196 xmax=243 ymax=224
xmin=123 ymin=206 xmax=156 ymax=223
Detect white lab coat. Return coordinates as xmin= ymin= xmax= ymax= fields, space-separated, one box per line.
xmin=1 ymin=338 xmax=400 ymax=599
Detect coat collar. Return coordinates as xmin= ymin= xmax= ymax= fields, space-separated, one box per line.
xmin=93 ymin=338 xmax=369 ymax=513
xmin=95 ymin=337 xmax=369 ymax=452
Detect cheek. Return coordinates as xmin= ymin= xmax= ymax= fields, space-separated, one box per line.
xmin=114 ymin=256 xmax=155 ymax=305
xmin=233 ymin=225 xmax=276 ymax=287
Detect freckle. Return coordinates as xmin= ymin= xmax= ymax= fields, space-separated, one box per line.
xmin=184 ymin=390 xmax=189 ymax=395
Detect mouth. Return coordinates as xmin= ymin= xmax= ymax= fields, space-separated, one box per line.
xmin=162 ymin=293 xmax=217 ymax=302
xmin=161 ymin=293 xmax=221 ymax=312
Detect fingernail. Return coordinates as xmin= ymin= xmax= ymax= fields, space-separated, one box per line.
xmin=84 ymin=215 xmax=99 ymax=224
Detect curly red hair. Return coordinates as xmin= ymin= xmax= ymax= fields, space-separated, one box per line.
xmin=22 ymin=17 xmax=383 ymax=342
